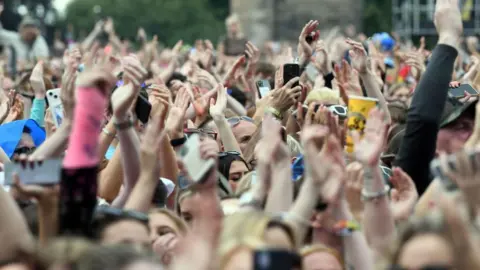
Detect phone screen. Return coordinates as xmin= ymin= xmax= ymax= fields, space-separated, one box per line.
xmin=256 ymin=80 xmax=271 ymax=98
xmin=254 ymin=249 xmax=302 ymax=270
xmin=448 ymin=84 xmax=478 ymax=99
xmin=283 ymin=64 xmax=300 ymax=89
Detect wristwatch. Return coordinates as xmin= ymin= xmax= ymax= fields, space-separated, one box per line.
xmin=114 ymin=119 xmax=134 ymax=130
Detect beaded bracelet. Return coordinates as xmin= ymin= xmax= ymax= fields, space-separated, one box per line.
xmin=333 ymin=220 xmax=361 ymax=236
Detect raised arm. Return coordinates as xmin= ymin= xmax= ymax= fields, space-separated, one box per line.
xmin=110 ymin=56 xmax=148 ymax=208
xmin=394 ymin=0 xmax=463 ymax=194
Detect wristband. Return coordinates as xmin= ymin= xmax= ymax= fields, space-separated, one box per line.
xmin=333 ymin=220 xmax=361 ymax=236
xmin=114 ymin=120 xmax=134 ymax=130
xmin=265 ymin=107 xmax=283 ymax=120
xmin=170 ymin=135 xmax=187 ymax=147
xmin=361 ymin=185 xmax=390 ymax=202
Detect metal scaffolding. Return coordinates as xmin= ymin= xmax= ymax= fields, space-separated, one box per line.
xmin=392 ymin=0 xmax=480 ymax=40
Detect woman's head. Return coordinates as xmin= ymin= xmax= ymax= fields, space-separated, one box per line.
xmin=388 ymin=83 xmax=412 ymax=104
xmin=218 ymin=152 xmax=250 ymax=192
xmin=149 ymin=208 xmax=188 ymax=241
xmin=225 ymin=14 xmax=242 ymax=37
xmin=388 ymin=210 xmax=479 ymax=270
xmin=305 ymin=88 xmax=340 ymax=106
xmin=36 ymin=237 xmax=95 ymax=270
xmin=301 ymin=244 xmax=343 ymax=270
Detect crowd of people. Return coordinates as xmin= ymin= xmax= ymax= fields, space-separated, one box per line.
xmin=0 ymin=0 xmax=480 ymax=269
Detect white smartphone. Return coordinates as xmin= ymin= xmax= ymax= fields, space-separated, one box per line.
xmin=3 ymin=159 xmax=63 ymax=185
xmin=46 ymin=88 xmax=64 ymax=127
xmin=179 ymin=134 xmax=216 ymax=183
xmin=256 ymin=80 xmax=271 ymax=98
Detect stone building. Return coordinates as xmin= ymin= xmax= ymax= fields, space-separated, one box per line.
xmin=230 ymin=0 xmax=363 ymax=45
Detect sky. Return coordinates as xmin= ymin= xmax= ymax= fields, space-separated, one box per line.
xmin=52 ymin=0 xmax=73 ymax=14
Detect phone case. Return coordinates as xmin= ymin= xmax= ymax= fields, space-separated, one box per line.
xmin=256 ymin=80 xmax=271 ymax=98
xmin=179 ymin=134 xmax=216 ymax=183
xmin=4 ymin=159 xmax=63 ymax=185
xmin=448 ymin=84 xmax=479 ymax=98
xmin=283 ymin=64 xmax=300 ymax=88
xmin=46 ymin=88 xmax=64 ymax=128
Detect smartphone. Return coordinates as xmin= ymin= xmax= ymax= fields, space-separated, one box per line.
xmin=283 ymin=64 xmax=300 ymax=89
xmin=179 ymin=134 xmax=216 ymax=183
xmin=254 ymin=249 xmax=302 ymax=270
xmin=256 ymin=80 xmax=271 ymax=98
xmin=46 ymin=88 xmax=64 ymax=127
xmin=3 ymin=159 xmax=63 ymax=185
xmin=448 ymin=84 xmax=479 ymax=99
xmin=135 ymin=94 xmax=152 ymax=124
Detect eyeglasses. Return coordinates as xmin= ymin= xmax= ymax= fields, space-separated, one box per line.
xmin=184 ymin=128 xmax=218 ymax=140
xmin=327 ymin=104 xmax=348 ymax=119
xmin=218 ymin=151 xmax=241 ymax=158
xmin=388 ymin=265 xmax=452 ymax=270
xmin=227 ymin=116 xmax=254 ymax=127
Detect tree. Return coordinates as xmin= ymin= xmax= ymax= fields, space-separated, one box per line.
xmin=65 ymin=0 xmax=228 ymax=46
xmin=362 ymin=0 xmax=392 ymax=36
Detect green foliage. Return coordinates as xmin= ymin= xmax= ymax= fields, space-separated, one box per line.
xmin=362 ymin=0 xmax=392 ymax=36
xmin=65 ymin=0 xmax=228 ymax=46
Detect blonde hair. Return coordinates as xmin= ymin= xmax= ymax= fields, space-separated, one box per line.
xmin=220 ymin=238 xmax=266 ymax=269
xmin=305 ymin=87 xmax=340 ymax=105
xmin=384 ymin=212 xmax=480 ymax=270
xmin=225 ymin=13 xmax=240 ymax=26
xmin=300 ymin=244 xmax=344 ymax=268
xmin=149 ymin=208 xmax=188 ymax=236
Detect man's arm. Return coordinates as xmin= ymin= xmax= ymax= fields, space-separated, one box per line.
xmin=394 ymin=0 xmax=462 ymax=195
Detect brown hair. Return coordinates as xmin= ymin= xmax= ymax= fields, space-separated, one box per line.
xmin=300 ymin=244 xmax=344 ymax=268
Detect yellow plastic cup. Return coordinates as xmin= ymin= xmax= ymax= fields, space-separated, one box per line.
xmin=345 ymin=96 xmax=378 ymax=153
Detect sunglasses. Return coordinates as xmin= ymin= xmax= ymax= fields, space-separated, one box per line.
xmin=218 ymin=151 xmax=241 ymax=158
xmin=227 ymin=116 xmax=254 ymax=127
xmin=184 ymin=128 xmax=218 ymax=140
xmin=13 ymin=146 xmax=36 ymax=156
xmin=327 ymin=104 xmax=348 ymax=119
xmin=388 ymin=265 xmax=452 ymax=270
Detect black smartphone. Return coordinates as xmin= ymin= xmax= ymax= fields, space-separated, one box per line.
xmin=254 ymin=249 xmax=302 ymax=270
xmin=448 ymin=84 xmax=478 ymax=99
xmin=283 ymin=63 xmax=300 ymax=89
xmin=256 ymin=80 xmax=271 ymax=98
xmin=135 ymin=94 xmax=152 ymax=124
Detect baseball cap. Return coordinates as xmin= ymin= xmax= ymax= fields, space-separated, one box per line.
xmin=440 ymin=98 xmax=476 ymax=128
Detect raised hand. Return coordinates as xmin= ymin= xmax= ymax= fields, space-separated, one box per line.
xmin=245 ymin=41 xmax=260 ymax=78
xmin=434 ymin=0 xmax=463 ymax=47
xmin=148 ymin=83 xmax=171 ymax=117
xmin=346 ymin=38 xmax=370 ymax=74
xmin=111 ymin=57 xmax=148 ymax=120
xmin=223 ymin=55 xmax=246 ymax=87
xmin=166 ymin=87 xmax=190 ymax=139
xmin=345 ymin=162 xmax=364 ymax=216
xmin=209 ymin=84 xmax=227 ymax=119
xmin=298 ymin=20 xmax=319 ymax=63
xmin=30 ymin=61 xmax=46 ymax=99
xmin=268 ymin=76 xmax=302 ymax=112
xmin=352 ymin=108 xmax=388 ymax=166
xmin=314 ymin=40 xmax=331 ymax=74
xmin=390 ymin=167 xmax=418 ymax=221
xmin=140 ymin=103 xmax=168 ymax=176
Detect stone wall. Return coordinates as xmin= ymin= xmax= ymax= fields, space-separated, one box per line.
xmin=230 ymin=0 xmax=363 ymax=44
